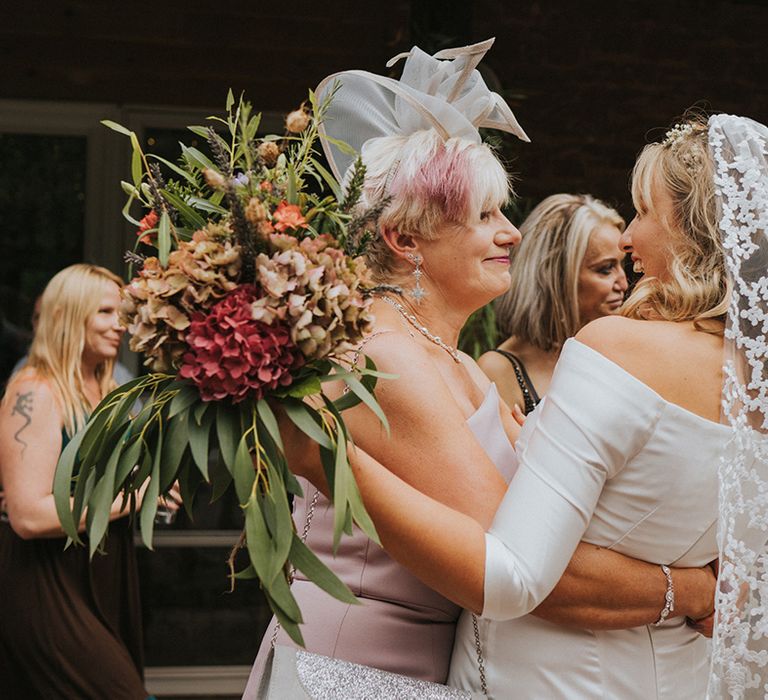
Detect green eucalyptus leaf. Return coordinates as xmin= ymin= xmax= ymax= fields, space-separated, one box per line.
xmin=233 ymin=435 xmax=255 ymax=504
xmin=178 ymin=461 xmax=203 ymax=519
xmin=216 ymin=402 xmax=238 ymax=474
xmin=187 ymin=409 xmax=212 ymax=480
xmin=160 ymin=188 xmax=208 ymax=230
xmin=88 ymin=425 xmax=131 ymax=556
xmin=282 ymin=400 xmax=332 ymax=450
xmin=243 ymin=492 xmax=271 ymax=583
xmin=158 ymin=210 xmax=171 ymax=267
xmin=139 ymin=442 xmax=162 ymax=550
xmin=209 ymin=449 xmax=233 ymax=502
xmin=286 ymin=376 xmax=322 ymax=399
xmin=131 ymin=146 xmax=143 ymax=188
xmin=266 ymin=569 xmax=302 ymax=622
xmin=309 ymin=157 xmax=342 ymax=200
xmin=121 ymin=191 xmax=141 ymax=226
xmin=160 ymin=412 xmax=188 ymax=490
xmin=149 ymin=154 xmax=198 ymax=186
xmin=226 ymin=88 xmax=235 ymax=113
xmin=289 ymin=534 xmax=357 ymax=604
xmin=233 ymin=563 xmax=258 ymax=580
xmin=256 ymin=400 xmax=284 ymax=454
xmin=265 ymin=462 xmax=293 ymax=582
xmin=115 ymin=436 xmax=143 ymax=487
xmin=168 ymin=383 xmax=198 ymax=418
xmin=180 ymin=143 xmax=217 ymax=172
xmin=332 ymin=363 xmax=390 ymax=436
xmin=193 ymin=400 xmax=209 ymax=426
xmin=53 ymin=427 xmax=88 ymax=542
xmin=264 ymin=590 xmax=305 ymax=647
xmin=101 ymin=119 xmax=133 ymax=136
xmin=286 ymin=163 xmax=298 ymax=204
xmin=331 ymin=425 xmax=350 ymax=551
xmin=187 ymin=196 xmax=228 ymax=215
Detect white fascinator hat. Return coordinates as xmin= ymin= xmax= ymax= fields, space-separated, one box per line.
xmin=315 ymin=37 xmax=530 ymax=182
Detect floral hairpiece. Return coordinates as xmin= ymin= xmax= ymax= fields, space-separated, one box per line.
xmin=662 ymin=122 xmax=695 ymax=148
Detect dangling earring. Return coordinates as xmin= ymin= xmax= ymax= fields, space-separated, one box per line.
xmin=406 ymin=252 xmax=427 ymax=303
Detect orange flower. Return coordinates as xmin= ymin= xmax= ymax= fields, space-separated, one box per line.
xmin=272 ymin=201 xmax=308 ymax=233
xmin=136 ymin=210 xmax=159 ymax=244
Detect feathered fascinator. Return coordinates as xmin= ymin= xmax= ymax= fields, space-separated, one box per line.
xmin=316 ymin=37 xmax=530 ymax=181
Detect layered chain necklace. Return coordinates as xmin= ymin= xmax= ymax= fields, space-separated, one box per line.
xmin=378 ymin=296 xmax=462 ymax=363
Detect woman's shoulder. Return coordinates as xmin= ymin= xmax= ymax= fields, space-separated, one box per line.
xmin=1 ymin=372 xmax=59 ymax=418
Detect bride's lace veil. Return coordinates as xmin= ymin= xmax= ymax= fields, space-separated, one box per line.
xmin=709 ymin=114 xmax=768 ymax=698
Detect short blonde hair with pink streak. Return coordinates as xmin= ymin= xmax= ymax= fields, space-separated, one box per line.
xmin=351 ymin=129 xmax=511 ymax=279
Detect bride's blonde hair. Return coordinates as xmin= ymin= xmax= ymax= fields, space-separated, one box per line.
xmin=19 ymin=264 xmax=122 ymax=436
xmin=621 ymin=117 xmax=729 ymax=333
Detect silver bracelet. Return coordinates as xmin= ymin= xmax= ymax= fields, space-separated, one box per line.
xmin=654 ymin=564 xmax=675 ymax=626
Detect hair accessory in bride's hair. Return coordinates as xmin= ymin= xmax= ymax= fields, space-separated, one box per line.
xmin=662 ymin=122 xmax=695 ymax=148
xmin=314 ymin=37 xmax=530 ymax=181
xmin=707 ymin=113 xmax=768 ymax=697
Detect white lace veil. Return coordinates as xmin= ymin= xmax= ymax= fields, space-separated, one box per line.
xmin=709 ymin=114 xmax=768 ymax=698
xmin=314 ymin=37 xmax=530 ymax=182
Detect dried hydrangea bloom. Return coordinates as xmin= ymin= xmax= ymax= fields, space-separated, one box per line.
xmin=179 ymin=285 xmax=303 ymax=402
xmin=120 ymin=226 xmax=242 ymax=371
xmin=252 ymin=234 xmax=375 ymax=360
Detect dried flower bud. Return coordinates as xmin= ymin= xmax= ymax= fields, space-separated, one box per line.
xmin=245 ymin=197 xmax=268 ymax=224
xmin=285 ymin=109 xmax=310 ymax=134
xmin=203 ymin=167 xmax=226 ymax=189
xmin=257 ymin=141 xmax=280 ymax=167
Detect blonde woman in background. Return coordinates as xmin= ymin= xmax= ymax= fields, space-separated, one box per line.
xmin=0 ymin=264 xmax=175 ymax=699
xmin=480 ymin=194 xmax=628 ymax=413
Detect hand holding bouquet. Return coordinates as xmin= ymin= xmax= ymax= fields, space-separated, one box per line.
xmin=53 ymin=89 xmax=390 ymax=645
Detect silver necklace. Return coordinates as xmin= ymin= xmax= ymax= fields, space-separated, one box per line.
xmin=379 ymin=296 xmax=462 ymax=363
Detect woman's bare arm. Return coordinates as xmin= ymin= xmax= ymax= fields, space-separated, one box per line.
xmin=0 ymin=377 xmax=145 ymax=539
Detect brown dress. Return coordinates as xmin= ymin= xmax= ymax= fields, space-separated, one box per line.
xmin=243 ymin=383 xmax=517 ymax=695
xmin=0 ymin=511 xmax=147 ymax=698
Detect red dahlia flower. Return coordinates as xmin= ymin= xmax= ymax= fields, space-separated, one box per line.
xmin=272 ymin=201 xmax=308 ymax=233
xmin=179 ymin=285 xmax=303 ymax=402
xmin=136 ymin=210 xmax=159 ymax=244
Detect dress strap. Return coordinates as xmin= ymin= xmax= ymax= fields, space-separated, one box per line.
xmin=492 ymin=350 xmax=541 ymax=414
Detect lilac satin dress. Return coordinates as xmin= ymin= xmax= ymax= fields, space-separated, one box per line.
xmin=243 ymin=384 xmax=516 ymax=695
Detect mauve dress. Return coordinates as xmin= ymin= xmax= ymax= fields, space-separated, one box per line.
xmin=244 ymin=383 xmax=516 ymax=694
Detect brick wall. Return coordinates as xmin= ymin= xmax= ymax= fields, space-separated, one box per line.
xmin=2 ymin=0 xmax=767 ymax=218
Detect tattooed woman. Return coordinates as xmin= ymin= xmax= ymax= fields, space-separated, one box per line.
xmin=0 ymin=264 xmax=172 ymax=699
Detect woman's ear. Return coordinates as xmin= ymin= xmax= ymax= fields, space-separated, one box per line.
xmin=380 ymin=228 xmax=419 ymax=261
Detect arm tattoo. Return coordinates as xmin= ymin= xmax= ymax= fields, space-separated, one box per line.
xmin=11 ymin=391 xmax=34 ymax=457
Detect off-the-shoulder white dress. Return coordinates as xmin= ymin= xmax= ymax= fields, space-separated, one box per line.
xmin=449 ymin=339 xmax=729 ymax=699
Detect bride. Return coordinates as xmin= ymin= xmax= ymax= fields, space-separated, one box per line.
xmin=282 ymin=113 xmax=768 ymax=698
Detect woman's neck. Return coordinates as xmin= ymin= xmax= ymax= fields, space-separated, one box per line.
xmin=376 ymin=293 xmax=470 ymax=349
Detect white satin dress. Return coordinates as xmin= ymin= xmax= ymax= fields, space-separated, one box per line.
xmin=449 ymin=339 xmax=729 ymax=699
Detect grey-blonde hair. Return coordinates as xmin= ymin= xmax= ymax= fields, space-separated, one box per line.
xmin=621 ymin=117 xmax=729 ymax=332
xmin=495 ymin=193 xmax=625 ymax=351
xmin=352 ymin=130 xmax=510 ymax=280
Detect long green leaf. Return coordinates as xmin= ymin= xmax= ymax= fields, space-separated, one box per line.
xmin=290 ymin=534 xmax=358 ymax=604
xmin=53 ymin=427 xmax=88 ymax=542
xmin=309 ymin=157 xmax=342 ymax=200
xmin=332 ymin=424 xmax=350 ymax=550
xmin=265 ymin=462 xmax=293 ymax=585
xmin=243 ymin=493 xmax=272 ymax=583
xmin=158 ymin=210 xmax=171 ymax=267
xmin=88 ymin=425 xmax=131 ymax=556
xmin=187 ymin=196 xmax=228 ymax=215
xmin=209 ymin=449 xmax=233 ymax=502
xmin=160 ymin=412 xmax=188 ymax=490
xmin=148 ymin=154 xmax=198 ymax=186
xmin=233 ymin=435 xmax=255 ymax=504
xmin=115 ymin=436 xmax=143 ymax=487
xmin=282 ymin=400 xmax=332 ymax=449
xmin=187 ymin=409 xmax=212 ymax=480
xmin=180 ymin=143 xmax=217 ymax=172
xmin=168 ymin=383 xmax=198 ymax=418
xmin=215 ymin=402 xmax=239 ymax=474
xmin=131 ymin=146 xmax=143 ymax=188
xmin=139 ymin=439 xmax=162 ymax=550
xmin=333 ymin=363 xmax=390 ymax=436
xmin=264 ymin=589 xmax=305 ymax=647
xmin=161 ymin=188 xmax=208 ymax=230
xmin=101 ymin=119 xmax=132 ymax=136
xmin=256 ymin=400 xmax=284 ymax=454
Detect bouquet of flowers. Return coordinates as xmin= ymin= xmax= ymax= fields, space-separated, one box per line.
xmin=53 ymin=89 xmax=390 ymax=645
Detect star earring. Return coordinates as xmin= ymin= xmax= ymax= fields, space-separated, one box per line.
xmin=406 ymin=252 xmax=427 ymax=303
